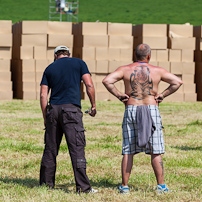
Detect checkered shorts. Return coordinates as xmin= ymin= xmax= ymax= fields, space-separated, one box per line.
xmin=122 ymin=105 xmax=165 ymax=155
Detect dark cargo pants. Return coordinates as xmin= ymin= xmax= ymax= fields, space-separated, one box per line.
xmin=40 ymin=103 xmax=91 ymax=193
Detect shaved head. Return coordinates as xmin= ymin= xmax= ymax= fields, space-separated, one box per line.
xmin=135 ymin=44 xmax=151 ymax=61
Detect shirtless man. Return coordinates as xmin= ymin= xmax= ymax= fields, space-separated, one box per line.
xmin=102 ymin=44 xmax=183 ymax=194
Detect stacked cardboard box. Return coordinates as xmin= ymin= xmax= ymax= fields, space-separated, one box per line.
xmin=194 ymin=25 xmax=202 ymax=101
xmin=0 ymin=20 xmax=13 ymax=100
xmin=166 ymin=24 xmax=196 ymax=101
xmin=11 ymin=21 xmax=73 ymax=99
xmin=73 ymin=22 xmax=133 ymax=101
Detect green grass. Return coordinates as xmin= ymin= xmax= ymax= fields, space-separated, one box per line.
xmin=0 ymin=100 xmax=201 ymax=201
xmin=0 ymin=0 xmax=202 ymax=25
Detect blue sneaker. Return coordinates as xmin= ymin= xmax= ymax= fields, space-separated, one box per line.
xmin=156 ymin=184 xmax=170 ymax=194
xmin=117 ymin=185 xmax=129 ymax=194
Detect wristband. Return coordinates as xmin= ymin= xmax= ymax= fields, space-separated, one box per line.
xmin=161 ymin=93 xmax=165 ymax=99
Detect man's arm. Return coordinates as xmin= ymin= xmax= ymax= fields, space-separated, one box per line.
xmin=82 ymin=73 xmax=96 ymax=117
xmin=40 ymin=84 xmax=49 ymax=126
xmin=155 ymin=69 xmax=183 ymax=102
xmin=102 ymin=67 xmax=129 ymax=103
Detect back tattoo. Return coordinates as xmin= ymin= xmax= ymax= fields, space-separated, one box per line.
xmin=130 ymin=65 xmax=153 ymax=100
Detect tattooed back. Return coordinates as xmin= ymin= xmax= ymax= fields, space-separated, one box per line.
xmin=121 ymin=62 xmax=162 ymax=106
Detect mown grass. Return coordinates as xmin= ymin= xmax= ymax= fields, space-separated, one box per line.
xmin=0 ymin=100 xmax=201 ymax=201
xmin=0 ymin=0 xmax=202 ymax=25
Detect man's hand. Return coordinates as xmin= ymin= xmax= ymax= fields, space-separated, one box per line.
xmin=89 ymin=107 xmax=96 ymax=117
xmin=119 ymin=94 xmax=129 ymax=104
xmin=155 ymin=93 xmax=164 ymax=103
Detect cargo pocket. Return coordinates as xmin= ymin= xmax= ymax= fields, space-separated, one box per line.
xmin=75 ymin=126 xmax=86 ymax=146
xmin=46 ymin=105 xmax=53 ymax=123
xmin=77 ymin=158 xmax=86 ymax=169
xmin=62 ymin=108 xmax=79 ymax=124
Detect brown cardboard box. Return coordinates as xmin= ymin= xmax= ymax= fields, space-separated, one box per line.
xmin=96 ymin=91 xmax=109 ymax=101
xmin=120 ymin=61 xmax=133 ymax=66
xmin=78 ymin=22 xmax=107 ymax=35
xmin=0 ymin=20 xmax=12 ymax=34
xmin=0 ymin=59 xmax=10 ymax=71
xmin=0 ymin=47 xmax=12 ymax=59
xmin=95 ymin=74 xmax=107 ymax=82
xmin=182 ymin=62 xmax=195 ymax=74
xmin=120 ymin=48 xmax=133 ymax=61
xmin=36 ymin=72 xmax=44 ymax=82
xmin=48 ymin=34 xmax=73 ymax=47
xmin=20 ymin=46 xmax=33 ymax=59
xmin=36 ymin=82 xmax=41 ymax=92
xmin=75 ymin=35 xmax=109 ymax=48
xmin=158 ymin=61 xmax=170 ymax=72
xmin=108 ymin=23 xmax=132 ymax=36
xmin=136 ymin=36 xmax=167 ymax=49
xmin=0 ymin=91 xmax=13 ymax=100
xmin=0 ymin=72 xmax=11 ymax=81
xmin=158 ymin=81 xmax=169 ymax=93
xmin=150 ymin=50 xmax=157 ymax=62
xmin=96 ymin=82 xmax=106 ymax=91
xmin=22 ymin=34 xmax=47 ymax=46
xmin=156 ymin=49 xmax=168 ymax=61
xmin=16 ymin=91 xmax=36 ymax=100
xmin=95 ymin=47 xmax=108 ymax=60
xmin=34 ymin=46 xmax=47 ymax=59
xmin=47 ymin=48 xmax=55 ymax=60
xmin=184 ymin=93 xmax=197 ymax=102
xmin=109 ymin=93 xmax=119 ymax=101
xmin=96 ymin=61 xmax=108 ymax=73
xmin=74 ymin=47 xmax=95 ymax=60
xmin=21 ymin=59 xmax=35 ymax=72
xmin=19 ymin=21 xmax=48 ymax=34
xmin=164 ymin=93 xmax=184 ymax=102
xmin=170 ymin=62 xmax=183 ymax=74
xmin=108 ymin=48 xmax=120 ymax=61
xmin=169 ymin=49 xmax=181 ymax=62
xmin=182 ymin=74 xmax=194 ymax=84
xmin=108 ymin=61 xmax=121 ymax=73
xmin=149 ymin=61 xmax=158 ymax=66
xmin=181 ymin=50 xmax=194 ymax=62
xmin=0 ymin=34 xmax=12 ymax=47
xmin=183 ymin=83 xmax=195 ymax=93
xmin=16 ymin=81 xmax=36 ymax=91
xmin=35 ymin=59 xmax=48 ymax=72
xmin=48 ymin=21 xmax=72 ymax=34
xmin=0 ymin=81 xmax=12 ymax=91
xmin=133 ymin=24 xmax=167 ymax=37
xmin=168 ymin=24 xmax=193 ymax=38
xmin=85 ymin=60 xmax=96 ymax=73
xmin=168 ymin=37 xmax=195 ymax=50
xmin=109 ymin=35 xmax=133 ymax=48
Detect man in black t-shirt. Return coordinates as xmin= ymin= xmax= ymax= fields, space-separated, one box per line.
xmin=39 ymin=45 xmax=97 ymax=193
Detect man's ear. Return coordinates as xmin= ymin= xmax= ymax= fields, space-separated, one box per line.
xmin=147 ymin=54 xmax=151 ymax=62
xmin=54 ymin=54 xmax=57 ymax=61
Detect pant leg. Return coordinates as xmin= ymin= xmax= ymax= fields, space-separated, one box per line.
xmin=61 ymin=104 xmax=91 ymax=193
xmin=40 ymin=105 xmax=63 ymax=188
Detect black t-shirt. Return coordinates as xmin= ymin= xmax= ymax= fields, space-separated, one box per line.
xmin=40 ymin=57 xmax=90 ymax=107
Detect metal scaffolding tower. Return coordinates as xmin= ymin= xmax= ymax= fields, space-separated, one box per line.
xmin=49 ymin=0 xmax=79 ymax=22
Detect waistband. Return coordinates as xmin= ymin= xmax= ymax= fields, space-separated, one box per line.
xmin=125 ymin=105 xmax=159 ymax=110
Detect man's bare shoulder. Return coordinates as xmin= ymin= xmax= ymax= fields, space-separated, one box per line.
xmin=147 ymin=64 xmax=169 ymax=73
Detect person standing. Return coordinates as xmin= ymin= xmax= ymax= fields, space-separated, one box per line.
xmin=102 ymin=44 xmax=183 ymax=194
xmin=39 ymin=45 xmax=97 ymax=193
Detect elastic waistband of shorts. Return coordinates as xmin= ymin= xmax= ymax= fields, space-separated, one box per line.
xmin=125 ymin=105 xmax=159 ymax=110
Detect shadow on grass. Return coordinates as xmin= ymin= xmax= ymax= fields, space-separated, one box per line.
xmin=172 ymin=146 xmax=202 ymax=151
xmin=0 ymin=177 xmax=39 ymax=188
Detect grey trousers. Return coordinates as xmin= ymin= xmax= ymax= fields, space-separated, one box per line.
xmin=40 ymin=103 xmax=91 ymax=193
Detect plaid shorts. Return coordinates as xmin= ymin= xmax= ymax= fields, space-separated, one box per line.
xmin=122 ymin=105 xmax=165 ymax=155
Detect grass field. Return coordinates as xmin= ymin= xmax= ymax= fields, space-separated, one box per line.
xmin=0 ymin=0 xmax=202 ymax=25
xmin=0 ymin=100 xmax=201 ymax=201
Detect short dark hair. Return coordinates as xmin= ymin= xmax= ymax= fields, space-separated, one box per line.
xmin=55 ymin=50 xmax=70 ymax=57
xmin=135 ymin=44 xmax=151 ymax=61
